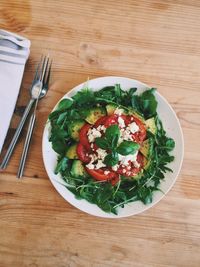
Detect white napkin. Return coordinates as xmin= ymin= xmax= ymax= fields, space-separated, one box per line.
xmin=0 ymin=29 xmax=30 ymax=153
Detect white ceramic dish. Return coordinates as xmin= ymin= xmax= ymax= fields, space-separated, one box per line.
xmin=42 ymin=76 xmax=184 ymax=218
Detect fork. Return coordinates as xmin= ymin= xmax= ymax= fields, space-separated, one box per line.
xmin=17 ymin=57 xmax=51 ymax=178
xmin=0 ymin=56 xmax=50 ymax=169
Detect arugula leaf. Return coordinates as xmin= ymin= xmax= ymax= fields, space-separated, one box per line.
xmin=72 ymin=88 xmax=95 ymax=107
xmin=104 ymin=152 xmax=119 ymax=166
xmin=117 ymin=141 xmax=140 ymax=155
xmin=57 ymin=98 xmax=73 ymax=111
xmin=137 ymin=186 xmax=153 ymax=204
xmin=165 ymin=138 xmax=175 ymax=151
xmin=56 ymin=112 xmax=68 ymax=125
xmin=131 ymin=88 xmax=158 ymax=119
xmin=55 ymin=157 xmax=69 ymax=174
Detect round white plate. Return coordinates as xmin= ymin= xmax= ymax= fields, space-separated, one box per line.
xmin=42 ymin=76 xmax=184 ymax=218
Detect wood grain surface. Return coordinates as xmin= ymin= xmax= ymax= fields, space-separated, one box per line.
xmin=0 ymin=0 xmax=200 ymax=266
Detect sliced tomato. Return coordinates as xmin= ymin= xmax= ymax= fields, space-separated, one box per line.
xmin=85 ymin=168 xmax=109 ymax=181
xmin=110 ymin=174 xmax=120 ymax=186
xmin=92 ymin=143 xmax=98 ymax=151
xmin=79 ymin=123 xmax=91 ymax=151
xmin=76 ymin=143 xmax=90 ymax=163
xmin=104 ymin=114 xmax=118 ymax=128
xmin=116 ymin=153 xmax=144 ymax=177
xmin=85 ymin=167 xmax=120 ymax=185
xmin=126 ymin=115 xmax=146 ymax=143
xmin=94 ymin=116 xmax=108 ymax=127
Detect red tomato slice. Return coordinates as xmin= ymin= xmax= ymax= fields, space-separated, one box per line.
xmin=79 ymin=123 xmax=91 ymax=151
xmin=85 ymin=167 xmax=120 ymax=185
xmin=94 ymin=116 xmax=108 ymax=127
xmin=85 ymin=168 xmax=109 ymax=181
xmin=104 ymin=114 xmax=118 ymax=128
xmin=76 ymin=143 xmax=90 ymax=163
xmin=116 ymin=152 xmax=144 ymax=177
xmin=126 ymin=115 xmax=146 ymax=143
xmin=110 ymin=174 xmax=120 ymax=186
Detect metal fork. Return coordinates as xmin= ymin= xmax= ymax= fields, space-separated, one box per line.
xmin=0 ymin=56 xmax=50 ymax=169
xmin=17 ymin=57 xmax=51 ymax=178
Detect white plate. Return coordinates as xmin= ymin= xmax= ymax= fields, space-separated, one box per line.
xmin=42 ymin=76 xmax=184 ymax=218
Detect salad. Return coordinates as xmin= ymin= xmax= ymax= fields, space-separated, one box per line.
xmin=48 ymin=84 xmax=175 ymax=214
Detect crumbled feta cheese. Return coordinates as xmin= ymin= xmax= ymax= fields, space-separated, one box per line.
xmin=112 ymin=164 xmax=119 ymax=171
xmin=95 ymin=160 xmax=106 ymax=169
xmin=128 ymin=122 xmax=139 ymax=134
xmin=90 ymin=154 xmax=97 ymax=163
xmin=118 ymin=116 xmax=125 ymax=128
xmin=121 ymin=129 xmax=132 ymax=141
xmin=104 ymin=170 xmax=110 ymax=175
xmin=134 ymin=161 xmax=140 ymax=168
xmin=86 ymin=162 xmax=95 ymax=169
xmin=96 ymin=125 xmax=106 ymax=133
xmin=122 ymin=169 xmax=126 ymax=174
xmin=96 ymin=148 xmax=107 ymax=160
xmin=114 ymin=107 xmax=124 ymax=115
xmin=118 ymin=151 xmax=138 ymax=166
xmin=87 ymin=128 xmax=102 ymax=143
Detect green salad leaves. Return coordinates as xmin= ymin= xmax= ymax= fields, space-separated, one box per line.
xmin=48 ymin=84 xmax=175 ymax=214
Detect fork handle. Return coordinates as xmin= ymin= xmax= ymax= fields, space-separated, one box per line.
xmin=17 ymin=113 xmax=36 ymax=178
xmin=0 ymin=98 xmax=35 ymax=169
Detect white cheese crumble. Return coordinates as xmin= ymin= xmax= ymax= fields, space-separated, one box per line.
xmin=96 ymin=125 xmax=106 ymax=132
xmin=134 ymin=161 xmax=140 ymax=168
xmin=95 ymin=160 xmax=106 ymax=169
xmin=128 ymin=122 xmax=139 ymax=134
xmin=96 ymin=148 xmax=107 ymax=160
xmin=86 ymin=162 xmax=95 ymax=169
xmin=112 ymin=164 xmax=119 ymax=171
xmin=118 ymin=116 xmax=125 ymax=128
xmin=104 ymin=170 xmax=110 ymax=175
xmin=87 ymin=128 xmax=102 ymax=143
xmin=114 ymin=107 xmax=124 ymax=115
xmin=118 ymin=151 xmax=138 ymax=166
xmin=86 ymin=148 xmax=108 ymax=170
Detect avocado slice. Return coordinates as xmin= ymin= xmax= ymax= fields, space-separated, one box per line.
xmin=140 ymin=138 xmax=154 ymax=158
xmin=85 ymin=107 xmax=106 ymax=124
xmin=66 ymin=143 xmax=78 ymax=159
xmin=68 ymin=120 xmax=85 ymax=141
xmin=145 ymin=117 xmax=157 ymax=135
xmin=71 ymin=160 xmax=88 ymax=178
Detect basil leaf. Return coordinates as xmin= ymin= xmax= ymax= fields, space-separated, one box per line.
xmin=58 ymin=99 xmax=73 ymax=111
xmin=105 ymin=125 xmax=120 ymax=144
xmin=104 ymin=152 xmax=119 ymax=166
xmin=117 ymin=141 xmax=140 ymax=155
xmin=111 ymin=133 xmax=120 ymax=149
xmin=95 ymin=137 xmax=109 ymax=150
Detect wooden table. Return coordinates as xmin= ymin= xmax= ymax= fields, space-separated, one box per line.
xmin=0 ymin=1 xmax=200 ymax=266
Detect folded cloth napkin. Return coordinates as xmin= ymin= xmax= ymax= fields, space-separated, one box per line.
xmin=0 ymin=29 xmax=30 ymax=153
